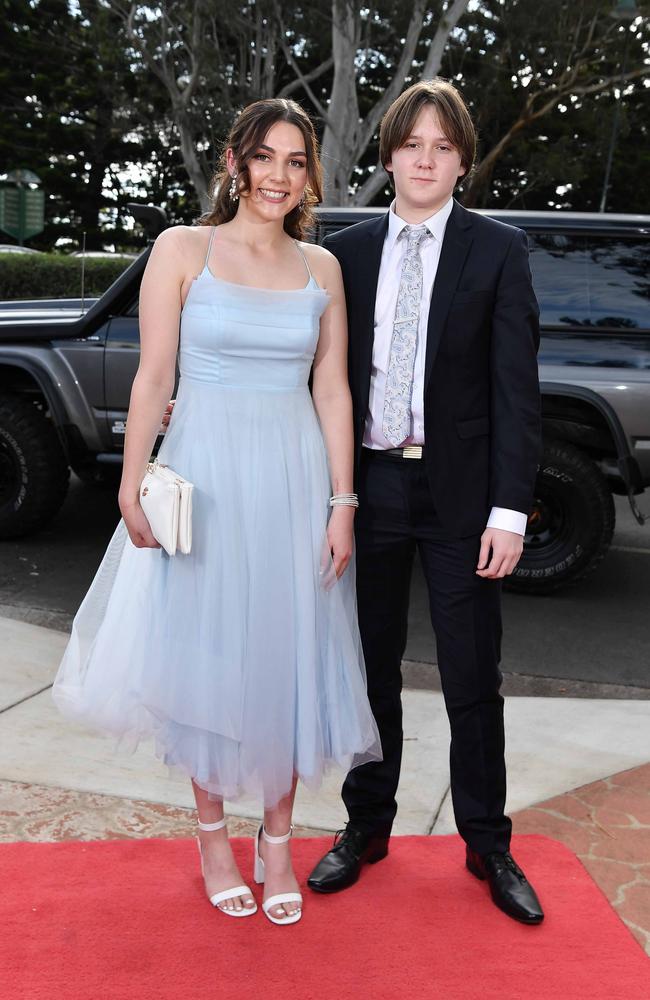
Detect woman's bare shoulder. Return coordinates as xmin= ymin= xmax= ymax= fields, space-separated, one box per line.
xmin=148 ymin=226 xmax=212 ymax=280
xmin=299 ymin=241 xmax=342 ymax=281
xmin=299 ymin=240 xmax=334 ymax=262
xmin=154 ymin=224 xmax=210 ymax=255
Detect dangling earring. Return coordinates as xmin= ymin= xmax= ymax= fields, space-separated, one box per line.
xmin=229 ymin=173 xmax=239 ymax=201
xmin=298 ymin=194 xmax=305 ymax=209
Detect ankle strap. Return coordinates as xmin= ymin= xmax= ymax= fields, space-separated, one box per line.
xmin=262 ymin=824 xmax=293 ymax=845
xmin=197 ymin=818 xmax=227 ymax=832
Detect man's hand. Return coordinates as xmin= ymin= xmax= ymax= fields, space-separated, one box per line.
xmin=476 ymin=527 xmax=524 ymax=579
xmin=159 ymin=399 xmax=176 ymax=434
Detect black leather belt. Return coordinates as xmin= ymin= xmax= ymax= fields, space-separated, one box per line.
xmin=363 ymin=445 xmax=424 ymax=460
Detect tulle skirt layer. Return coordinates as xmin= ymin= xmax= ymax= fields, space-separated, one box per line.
xmin=52 ymin=378 xmax=381 ymax=807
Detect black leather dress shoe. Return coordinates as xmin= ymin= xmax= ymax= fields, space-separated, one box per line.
xmin=307 ymin=826 xmax=389 ymax=893
xmin=466 ymin=848 xmax=544 ymax=924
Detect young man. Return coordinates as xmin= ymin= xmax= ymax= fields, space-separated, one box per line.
xmin=307 ymin=79 xmax=544 ymax=924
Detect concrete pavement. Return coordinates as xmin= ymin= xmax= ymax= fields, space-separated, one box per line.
xmin=2 ymin=614 xmax=650 ymax=835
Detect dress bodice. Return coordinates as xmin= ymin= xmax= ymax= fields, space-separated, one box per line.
xmin=179 ymin=266 xmax=330 ymax=390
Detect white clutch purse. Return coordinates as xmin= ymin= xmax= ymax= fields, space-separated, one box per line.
xmin=139 ymin=459 xmax=194 ymax=556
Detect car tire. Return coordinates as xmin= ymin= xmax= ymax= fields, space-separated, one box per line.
xmin=0 ymin=394 xmax=70 ymax=538
xmin=506 ymin=440 xmax=615 ymax=595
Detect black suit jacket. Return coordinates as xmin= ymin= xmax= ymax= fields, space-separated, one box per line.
xmin=323 ymin=200 xmax=542 ymax=538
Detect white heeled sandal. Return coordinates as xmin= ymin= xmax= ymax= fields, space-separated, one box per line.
xmin=196 ymin=817 xmax=257 ymax=917
xmin=254 ymin=824 xmax=303 ymax=926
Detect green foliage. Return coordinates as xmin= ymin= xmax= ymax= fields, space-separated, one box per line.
xmin=1 ymin=0 xmax=648 ymax=233
xmin=447 ymin=0 xmax=650 ymax=210
xmin=0 ymin=0 xmax=191 ymax=249
xmin=0 ymin=253 xmax=132 ymax=299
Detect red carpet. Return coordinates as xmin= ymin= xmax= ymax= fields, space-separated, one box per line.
xmin=2 ymin=834 xmax=647 ymax=1000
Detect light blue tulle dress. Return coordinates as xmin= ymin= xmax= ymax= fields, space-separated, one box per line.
xmin=52 ymin=228 xmax=381 ymax=808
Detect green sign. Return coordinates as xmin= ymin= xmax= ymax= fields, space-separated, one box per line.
xmin=0 ymin=187 xmax=45 ymax=243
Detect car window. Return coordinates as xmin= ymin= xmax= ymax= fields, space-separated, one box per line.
xmin=588 ymin=238 xmax=650 ymax=330
xmin=528 ymin=232 xmax=650 ymax=332
xmin=528 ymin=234 xmax=590 ymax=328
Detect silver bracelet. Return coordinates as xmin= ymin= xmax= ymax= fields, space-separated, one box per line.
xmin=329 ymin=493 xmax=359 ymax=508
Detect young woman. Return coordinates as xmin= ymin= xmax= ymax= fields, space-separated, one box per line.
xmin=52 ymin=98 xmax=381 ymax=927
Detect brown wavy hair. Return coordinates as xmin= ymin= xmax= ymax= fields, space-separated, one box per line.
xmin=198 ymin=98 xmax=322 ymax=240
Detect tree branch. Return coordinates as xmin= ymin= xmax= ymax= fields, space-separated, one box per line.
xmin=276 ymin=56 xmax=334 ymax=99
xmin=274 ymin=2 xmax=329 ymax=120
xmin=420 ymin=0 xmax=471 ymax=79
xmin=354 ymin=0 xmax=428 ymax=156
xmin=353 ymin=160 xmax=389 ymax=206
xmin=122 ymin=3 xmax=179 ymax=97
xmin=464 ymin=60 xmax=648 ymax=207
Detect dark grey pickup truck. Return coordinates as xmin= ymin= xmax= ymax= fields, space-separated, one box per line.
xmin=1 ymin=205 xmax=648 ymax=595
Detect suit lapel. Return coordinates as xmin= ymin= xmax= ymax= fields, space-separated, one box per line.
xmin=424 ymin=200 xmax=474 ymax=387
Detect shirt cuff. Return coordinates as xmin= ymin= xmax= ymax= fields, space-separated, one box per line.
xmin=486 ymin=507 xmax=528 ymax=536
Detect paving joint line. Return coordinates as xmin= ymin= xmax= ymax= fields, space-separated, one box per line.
xmin=0 ymin=682 xmax=54 ymax=716
xmin=426 ymin=784 xmax=451 ymax=835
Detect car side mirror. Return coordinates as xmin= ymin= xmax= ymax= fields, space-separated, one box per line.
xmin=127 ymin=203 xmax=168 ymax=242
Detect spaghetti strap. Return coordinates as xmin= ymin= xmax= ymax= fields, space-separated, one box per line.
xmin=204 ymin=226 xmax=217 ymax=270
xmin=294 ymin=240 xmax=312 ymax=282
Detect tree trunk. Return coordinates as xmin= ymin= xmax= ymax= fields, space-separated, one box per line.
xmin=323 ymin=0 xmax=471 ymax=206
xmin=320 ymin=0 xmax=361 ymax=205
xmin=173 ymin=99 xmax=211 ymax=211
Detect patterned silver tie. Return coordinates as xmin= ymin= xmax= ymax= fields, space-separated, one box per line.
xmin=382 ymin=224 xmax=431 ymax=447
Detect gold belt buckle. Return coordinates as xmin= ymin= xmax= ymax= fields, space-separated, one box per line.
xmin=402 ymin=445 xmax=423 ymax=459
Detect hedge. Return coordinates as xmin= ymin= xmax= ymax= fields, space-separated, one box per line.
xmin=0 ymin=253 xmax=135 ymax=299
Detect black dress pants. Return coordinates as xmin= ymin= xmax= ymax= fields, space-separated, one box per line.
xmin=343 ymin=448 xmax=512 ymax=856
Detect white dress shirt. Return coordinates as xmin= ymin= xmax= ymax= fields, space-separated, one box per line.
xmin=363 ymin=198 xmax=528 ymax=537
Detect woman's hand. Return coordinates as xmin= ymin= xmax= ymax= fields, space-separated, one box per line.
xmin=119 ymin=496 xmax=161 ymax=550
xmin=326 ymin=504 xmax=355 ymax=580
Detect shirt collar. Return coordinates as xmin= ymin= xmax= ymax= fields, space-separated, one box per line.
xmin=385 ymin=197 xmax=454 ymax=253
